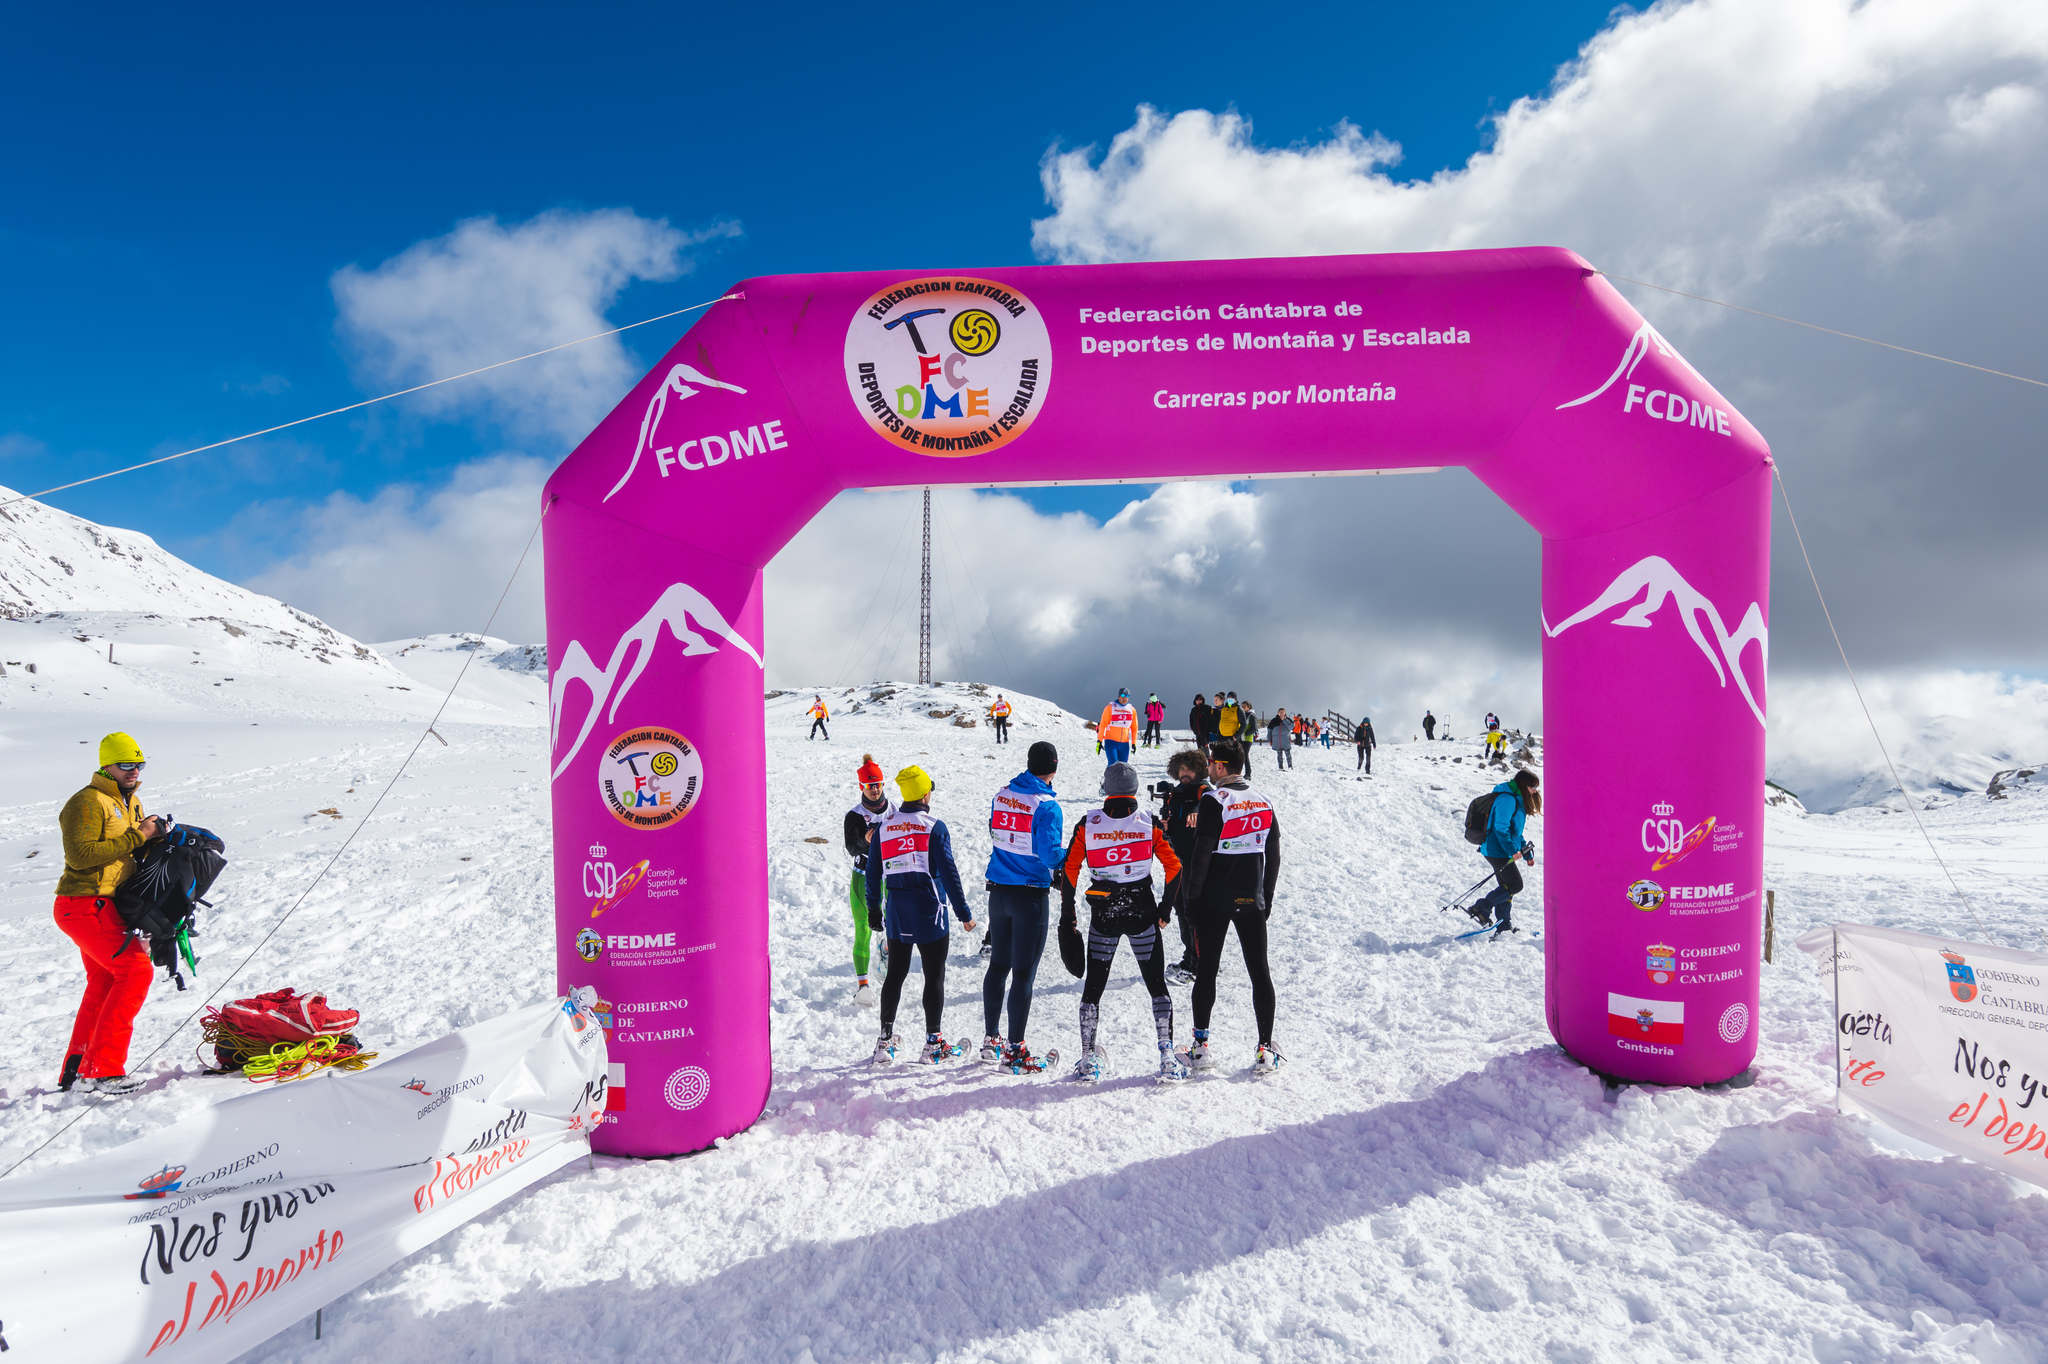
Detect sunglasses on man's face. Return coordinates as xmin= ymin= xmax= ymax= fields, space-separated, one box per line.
xmin=112 ymin=762 xmax=146 ymax=773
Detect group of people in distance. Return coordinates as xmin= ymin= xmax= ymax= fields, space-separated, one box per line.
xmin=840 ymin=729 xmax=1282 ymax=1082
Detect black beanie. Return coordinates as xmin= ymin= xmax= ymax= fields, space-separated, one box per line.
xmin=1027 ymin=741 xmax=1058 ymax=776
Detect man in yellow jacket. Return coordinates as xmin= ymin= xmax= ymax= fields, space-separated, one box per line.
xmin=808 ymin=696 xmax=830 ymax=741
xmin=54 ymin=732 xmax=165 ymax=1095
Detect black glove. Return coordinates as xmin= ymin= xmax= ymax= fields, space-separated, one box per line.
xmin=868 ymin=913 xmax=883 ymax=933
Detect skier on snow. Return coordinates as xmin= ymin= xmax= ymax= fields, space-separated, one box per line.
xmin=1465 ymin=769 xmax=1540 ymax=937
xmin=1058 ymin=761 xmax=1188 ymax=1083
xmin=980 ymin=741 xmax=1063 ymax=1072
xmin=841 ymin=755 xmax=895 ymax=999
xmin=865 ymin=765 xmax=978 ymax=1063
xmin=1182 ymin=739 xmax=1284 ymax=1074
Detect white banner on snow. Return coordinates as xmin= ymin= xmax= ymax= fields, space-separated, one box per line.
xmin=0 ymin=994 xmax=608 ymax=1362
xmin=1800 ymin=922 xmax=2048 ymax=1187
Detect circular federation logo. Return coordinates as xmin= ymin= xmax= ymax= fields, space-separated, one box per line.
xmin=845 ymin=277 xmax=1051 ymax=457
xmin=599 ymin=727 xmax=703 ymax=830
xmin=1718 ymin=1003 xmax=1750 ymax=1044
xmin=1626 ymin=879 xmax=1666 ymax=912
xmin=664 ymin=1065 xmax=712 ymax=1112
xmin=574 ymin=927 xmax=603 ymax=963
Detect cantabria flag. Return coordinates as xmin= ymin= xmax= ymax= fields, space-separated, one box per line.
xmin=1607 ymin=993 xmax=1685 ymax=1043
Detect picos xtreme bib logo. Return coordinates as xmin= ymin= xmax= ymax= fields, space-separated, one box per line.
xmin=845 ymin=277 xmax=1051 ymax=456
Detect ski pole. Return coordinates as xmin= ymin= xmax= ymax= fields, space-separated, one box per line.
xmin=1439 ymin=864 xmax=1509 ymax=912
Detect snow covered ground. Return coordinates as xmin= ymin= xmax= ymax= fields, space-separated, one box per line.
xmin=7 ymin=493 xmax=2048 ymax=1360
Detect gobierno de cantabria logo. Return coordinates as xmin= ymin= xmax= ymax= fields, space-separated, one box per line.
xmin=844 ymin=276 xmax=1051 ymax=457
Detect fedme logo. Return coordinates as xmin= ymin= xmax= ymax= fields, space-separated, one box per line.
xmin=1667 ymin=884 xmax=1734 ymax=901
xmin=609 ymin=933 xmax=676 ymax=950
xmin=655 ymin=420 xmax=789 ymax=477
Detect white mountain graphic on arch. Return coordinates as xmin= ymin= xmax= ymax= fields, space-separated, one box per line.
xmin=550 ymin=582 xmax=763 ymax=781
xmin=1543 ymin=555 xmax=1767 ymax=727
xmin=602 ymin=363 xmax=749 ymax=503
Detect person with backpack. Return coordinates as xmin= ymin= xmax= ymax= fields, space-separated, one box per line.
xmin=1422 ymin=710 xmax=1436 ymax=741
xmin=1182 ymin=739 xmax=1283 ymax=1074
xmin=1463 ymin=770 xmax=1540 ymax=936
xmin=988 ymin=694 xmax=1013 ymax=743
xmin=807 ymin=696 xmax=830 ymax=741
xmin=1058 ymin=762 xmax=1188 ymax=1083
xmin=1215 ymin=692 xmax=1241 ymax=747
xmin=1097 ymin=689 xmax=1138 ymax=767
xmin=53 ymin=732 xmax=164 ymax=1095
xmin=865 ymin=766 xmax=977 ymax=1063
xmin=1354 ymin=715 xmax=1377 ymax=773
xmin=980 ymin=742 xmax=1063 ymax=1072
xmin=1485 ymin=712 xmax=1500 ymax=734
xmin=1158 ymin=749 xmax=1209 ymax=984
xmin=842 ymin=755 xmax=895 ymax=1000
xmin=1143 ymin=694 xmax=1165 ymax=749
xmin=1266 ymin=708 xmax=1294 ymax=771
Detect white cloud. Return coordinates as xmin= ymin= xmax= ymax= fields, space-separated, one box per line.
xmin=765 ymin=482 xmax=1534 ymax=742
xmin=1766 ymin=669 xmax=2048 ymax=812
xmin=1018 ymin=0 xmax=2048 ymax=798
xmin=246 ymin=454 xmax=549 ymax=644
xmin=332 ymin=209 xmax=739 ymax=446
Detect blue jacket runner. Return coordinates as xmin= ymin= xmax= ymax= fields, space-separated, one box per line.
xmin=984 ymin=772 xmax=1063 ymax=888
xmin=1480 ymin=781 xmax=1529 ymax=860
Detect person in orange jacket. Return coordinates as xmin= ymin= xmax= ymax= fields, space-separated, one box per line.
xmin=807 ymin=696 xmax=830 ymax=741
xmin=988 ymin=694 xmax=1013 ymax=744
xmin=1097 ymin=688 xmax=1138 ymax=768
xmin=54 ymin=732 xmax=165 ymax=1096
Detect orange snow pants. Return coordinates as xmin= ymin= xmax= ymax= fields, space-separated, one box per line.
xmin=53 ymin=894 xmax=152 ymax=1079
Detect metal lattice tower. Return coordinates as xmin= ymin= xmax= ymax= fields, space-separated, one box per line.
xmin=917 ymin=488 xmax=933 ymax=685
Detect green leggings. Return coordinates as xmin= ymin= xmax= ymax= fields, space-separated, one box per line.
xmin=851 ymin=870 xmax=876 ymax=977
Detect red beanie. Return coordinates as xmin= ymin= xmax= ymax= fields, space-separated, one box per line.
xmin=857 ymin=754 xmax=885 ymax=786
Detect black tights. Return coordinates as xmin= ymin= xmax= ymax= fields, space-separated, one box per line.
xmin=880 ymin=937 xmax=948 ymax=1038
xmin=1190 ymin=902 xmax=1276 ymax=1045
xmin=1078 ymin=922 xmax=1173 ymax=1052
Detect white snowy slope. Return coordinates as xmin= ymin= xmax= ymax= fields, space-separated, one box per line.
xmin=2 ymin=662 xmax=2048 ymax=1360
xmin=5 ymin=500 xmax=2048 ymax=1360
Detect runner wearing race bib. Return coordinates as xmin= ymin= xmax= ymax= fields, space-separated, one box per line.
xmin=1180 ymin=738 xmax=1285 ymax=1076
xmin=1057 ymin=761 xmax=1188 ymax=1083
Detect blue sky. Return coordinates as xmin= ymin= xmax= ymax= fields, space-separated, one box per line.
xmin=0 ymin=0 xmax=1621 ymax=562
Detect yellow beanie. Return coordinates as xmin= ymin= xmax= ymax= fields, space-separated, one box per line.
xmin=895 ymin=765 xmax=933 ymax=802
xmin=98 ymin=732 xmax=146 ymax=768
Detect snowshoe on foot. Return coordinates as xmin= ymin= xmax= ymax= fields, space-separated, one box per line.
xmin=1253 ymin=1043 xmax=1286 ymax=1077
xmin=918 ymin=1035 xmax=959 ymax=1064
xmin=1157 ymin=1047 xmax=1190 ymax=1084
xmin=77 ymin=1073 xmax=146 ymax=1096
xmin=978 ymin=936 xmax=993 ymax=960
xmin=978 ymin=1036 xmax=1004 ymax=1063
xmin=1165 ymin=962 xmax=1196 ymax=987
xmin=854 ymin=978 xmax=872 ymax=1004
xmin=1185 ymin=1038 xmax=1214 ymax=1071
xmin=1004 ymin=1043 xmax=1051 ymax=1074
xmin=869 ymin=1037 xmax=897 ymax=1067
xmin=1068 ymin=1048 xmax=1105 ymax=1084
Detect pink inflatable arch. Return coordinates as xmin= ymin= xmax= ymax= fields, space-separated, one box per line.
xmin=543 ymin=248 xmax=1771 ymax=1156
